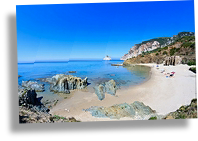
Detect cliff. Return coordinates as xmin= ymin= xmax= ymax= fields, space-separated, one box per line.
xmin=121 ymin=32 xmax=194 ymax=60
xmin=123 ymin=34 xmax=195 ymax=66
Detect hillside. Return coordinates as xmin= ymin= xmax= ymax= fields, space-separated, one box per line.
xmin=121 ymin=32 xmax=194 ymax=60
xmin=123 ymin=33 xmax=195 ymax=66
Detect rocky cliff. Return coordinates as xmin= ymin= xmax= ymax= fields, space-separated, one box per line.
xmin=121 ymin=32 xmax=194 ymax=60
xmin=122 ymin=32 xmax=195 ymax=66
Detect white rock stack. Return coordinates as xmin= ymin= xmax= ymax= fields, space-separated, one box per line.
xmin=103 ymin=55 xmax=111 ymax=60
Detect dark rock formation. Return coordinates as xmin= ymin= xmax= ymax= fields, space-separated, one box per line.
xmin=47 ymin=74 xmax=88 ymax=94
xmin=22 ymin=81 xmax=45 ymax=92
xmin=19 ymin=89 xmax=49 ymax=114
xmin=164 ymin=56 xmax=182 ymax=66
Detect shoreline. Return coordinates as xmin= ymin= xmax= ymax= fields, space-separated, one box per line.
xmin=50 ymin=63 xmax=196 ymax=121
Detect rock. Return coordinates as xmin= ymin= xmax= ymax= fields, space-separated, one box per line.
xmin=93 ymin=84 xmax=105 ymax=100
xmin=22 ymin=81 xmax=45 ymax=92
xmin=94 ymin=79 xmax=117 ymax=100
xmin=26 ymin=90 xmax=38 ymax=105
xmin=105 ymin=79 xmax=117 ymax=95
xmin=111 ymin=64 xmax=123 ymax=66
xmin=131 ymin=101 xmax=156 ymax=115
xmin=68 ymin=71 xmax=76 ymax=73
xmin=48 ymin=74 xmax=88 ymax=94
xmin=164 ymin=56 xmax=182 ymax=66
xmin=103 ymin=55 xmax=111 ymax=60
xmin=84 ymin=101 xmax=158 ymax=119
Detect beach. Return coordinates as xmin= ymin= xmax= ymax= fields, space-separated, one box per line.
xmin=50 ymin=64 xmax=196 ymax=121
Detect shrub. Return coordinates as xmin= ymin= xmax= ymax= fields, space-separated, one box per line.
xmin=155 ymin=53 xmax=159 ymax=56
xmin=170 ymin=48 xmax=176 ymax=56
xmin=163 ymin=51 xmax=168 ymax=55
xmin=149 ymin=116 xmax=157 ymax=120
xmin=182 ymin=42 xmax=193 ymax=48
xmin=189 ymin=67 xmax=196 ymax=73
xmin=163 ymin=46 xmax=168 ymax=50
xmin=175 ymin=113 xmax=187 ymax=119
xmin=190 ymin=42 xmax=195 ymax=49
xmin=187 ymin=60 xmax=196 ymax=66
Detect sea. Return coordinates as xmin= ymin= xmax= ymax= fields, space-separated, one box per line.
xmin=18 ymin=60 xmax=151 ymax=100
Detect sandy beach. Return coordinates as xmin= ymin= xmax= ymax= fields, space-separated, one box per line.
xmin=50 ymin=64 xmax=196 ymax=121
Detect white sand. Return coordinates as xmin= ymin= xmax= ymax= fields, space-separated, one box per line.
xmin=50 ymin=64 xmax=196 ymax=121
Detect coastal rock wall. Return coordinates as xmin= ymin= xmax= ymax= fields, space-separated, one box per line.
xmin=164 ymin=56 xmax=182 ymax=66
xmin=48 ymin=74 xmax=88 ymax=94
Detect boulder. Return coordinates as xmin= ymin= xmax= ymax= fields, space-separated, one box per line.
xmin=68 ymin=71 xmax=76 ymax=73
xmin=22 ymin=81 xmax=45 ymax=92
xmin=105 ymin=79 xmax=117 ymax=95
xmin=94 ymin=79 xmax=117 ymax=100
xmin=93 ymin=84 xmax=105 ymax=100
xmin=48 ymin=74 xmax=88 ymax=94
xmin=26 ymin=90 xmax=38 ymax=105
xmin=84 ymin=101 xmax=157 ymax=119
xmin=131 ymin=101 xmax=156 ymax=116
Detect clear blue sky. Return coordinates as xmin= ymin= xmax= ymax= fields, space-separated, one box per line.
xmin=16 ymin=0 xmax=195 ymax=63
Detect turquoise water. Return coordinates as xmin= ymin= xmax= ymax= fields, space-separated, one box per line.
xmin=18 ymin=60 xmax=150 ymax=91
xmin=18 ymin=60 xmax=149 ymax=86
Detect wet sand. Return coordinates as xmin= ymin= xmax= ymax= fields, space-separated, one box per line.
xmin=50 ymin=64 xmax=196 ymax=121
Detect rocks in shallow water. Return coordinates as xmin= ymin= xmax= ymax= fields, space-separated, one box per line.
xmin=18 ymin=75 xmax=21 ymax=78
xmin=84 ymin=101 xmax=158 ymax=120
xmin=93 ymin=84 xmax=105 ymax=100
xmin=22 ymin=81 xmax=45 ymax=92
xmin=68 ymin=71 xmax=76 ymax=73
xmin=105 ymin=79 xmax=116 ymax=95
xmin=94 ymin=79 xmax=117 ymax=100
xmin=48 ymin=74 xmax=88 ymax=94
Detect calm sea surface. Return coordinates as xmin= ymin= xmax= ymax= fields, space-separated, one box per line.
xmin=18 ymin=60 xmax=150 ymax=100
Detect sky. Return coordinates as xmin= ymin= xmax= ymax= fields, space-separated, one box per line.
xmin=16 ymin=0 xmax=195 ymax=63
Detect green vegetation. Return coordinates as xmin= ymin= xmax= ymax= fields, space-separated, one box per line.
xmin=170 ymin=48 xmax=180 ymax=56
xmin=176 ymin=35 xmax=195 ymax=43
xmin=182 ymin=42 xmax=193 ymax=48
xmin=189 ymin=67 xmax=196 ymax=73
xmin=53 ymin=115 xmax=64 ymax=120
xmin=187 ymin=60 xmax=196 ymax=66
xmin=155 ymin=53 xmax=159 ymax=56
xmin=135 ymin=37 xmax=170 ymax=48
xmin=148 ymin=116 xmax=157 ymax=120
xmin=175 ymin=114 xmax=186 ymax=119
xmin=162 ymin=51 xmax=168 ymax=55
